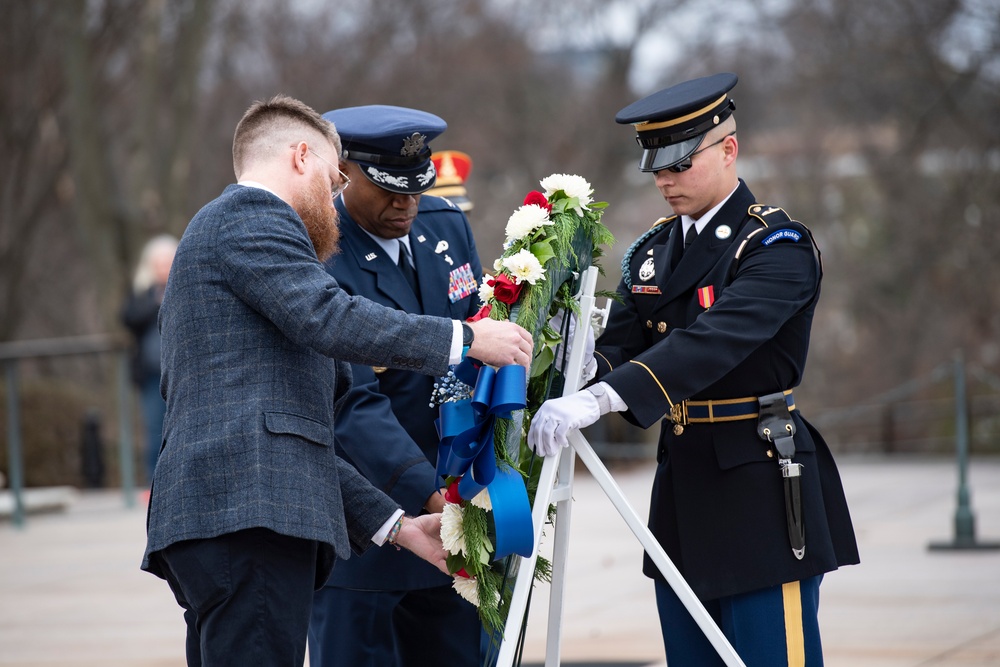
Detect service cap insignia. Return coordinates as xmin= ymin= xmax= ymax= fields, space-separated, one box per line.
xmin=401 ymin=132 xmax=427 ymax=157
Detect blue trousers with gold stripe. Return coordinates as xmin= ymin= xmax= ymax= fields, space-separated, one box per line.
xmin=654 ymin=575 xmax=823 ymax=666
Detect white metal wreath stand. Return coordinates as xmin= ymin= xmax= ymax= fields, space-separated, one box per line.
xmin=495 ymin=267 xmax=746 ymax=667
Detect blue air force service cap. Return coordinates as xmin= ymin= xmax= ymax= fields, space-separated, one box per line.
xmin=322 ymin=105 xmax=447 ymax=195
xmin=616 ymin=72 xmax=738 ymax=173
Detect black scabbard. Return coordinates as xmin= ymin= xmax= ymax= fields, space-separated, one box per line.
xmin=757 ymin=391 xmax=806 ymax=560
xmin=782 ymin=460 xmax=806 ymax=559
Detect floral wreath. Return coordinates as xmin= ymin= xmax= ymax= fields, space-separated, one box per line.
xmin=430 ymin=174 xmax=615 ymax=635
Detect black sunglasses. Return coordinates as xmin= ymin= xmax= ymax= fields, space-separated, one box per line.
xmin=665 ymin=132 xmax=736 ymax=173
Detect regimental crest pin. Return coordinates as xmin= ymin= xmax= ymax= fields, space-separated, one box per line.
xmin=639 ymin=257 xmax=655 ymax=281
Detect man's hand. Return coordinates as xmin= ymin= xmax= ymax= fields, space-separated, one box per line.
xmin=424 ymin=488 xmax=447 ymax=514
xmin=467 ymin=318 xmax=533 ymax=369
xmin=393 ymin=514 xmax=449 ymax=575
xmin=528 ymin=389 xmax=602 ymax=457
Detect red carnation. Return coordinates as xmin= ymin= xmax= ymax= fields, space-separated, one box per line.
xmin=523 ymin=190 xmax=552 ymax=212
xmin=467 ymin=303 xmax=492 ymax=322
xmin=445 ymin=479 xmax=462 ymax=504
xmin=489 ymin=274 xmax=523 ymax=305
xmin=455 ymin=568 xmax=472 ymax=579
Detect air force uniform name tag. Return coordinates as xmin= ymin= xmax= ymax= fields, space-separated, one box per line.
xmin=639 ymin=257 xmax=655 ymax=281
xmin=448 ymin=262 xmax=477 ymax=303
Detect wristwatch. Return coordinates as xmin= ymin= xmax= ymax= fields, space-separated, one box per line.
xmin=461 ymin=322 xmax=475 ymax=348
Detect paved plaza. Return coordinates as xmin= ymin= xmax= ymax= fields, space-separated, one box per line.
xmin=2 ymin=454 xmax=999 ymax=666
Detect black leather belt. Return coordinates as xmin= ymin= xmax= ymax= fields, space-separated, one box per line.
xmin=670 ymin=389 xmax=795 ymax=427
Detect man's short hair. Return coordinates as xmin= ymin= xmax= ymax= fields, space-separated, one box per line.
xmin=233 ymin=94 xmax=342 ymax=178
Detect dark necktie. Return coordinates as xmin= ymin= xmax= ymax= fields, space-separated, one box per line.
xmin=397 ymin=239 xmax=420 ymax=296
xmin=683 ymin=223 xmax=698 ymax=251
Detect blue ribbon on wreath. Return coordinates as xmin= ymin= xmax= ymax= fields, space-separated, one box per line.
xmin=435 ymin=357 xmax=534 ymax=559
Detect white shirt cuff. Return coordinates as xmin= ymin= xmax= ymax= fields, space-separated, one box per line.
xmin=372 ymin=508 xmax=405 ymax=546
xmin=448 ymin=320 xmax=465 ymax=365
xmin=600 ymin=382 xmax=628 ymax=412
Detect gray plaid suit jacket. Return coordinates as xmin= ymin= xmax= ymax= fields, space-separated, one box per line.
xmin=142 ymin=184 xmax=453 ymax=585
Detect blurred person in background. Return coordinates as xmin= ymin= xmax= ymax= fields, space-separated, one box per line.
xmin=424 ymin=149 xmax=474 ymax=213
xmin=307 ymin=106 xmax=486 ymax=667
xmin=121 ymin=233 xmax=177 ymax=483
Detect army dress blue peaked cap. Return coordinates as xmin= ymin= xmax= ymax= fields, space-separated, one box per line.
xmin=323 ymin=105 xmax=447 ymax=195
xmin=616 ymin=72 xmax=738 ymax=172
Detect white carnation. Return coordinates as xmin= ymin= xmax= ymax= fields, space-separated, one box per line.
xmin=540 ymin=173 xmax=593 ymax=215
xmin=479 ymin=274 xmax=494 ymax=304
xmin=504 ymin=204 xmax=552 ymax=244
xmin=501 ymin=249 xmax=546 ymax=286
xmin=453 ymin=576 xmax=481 ymax=606
xmin=440 ymin=503 xmax=467 ymax=556
xmin=470 ymin=488 xmax=492 ymax=511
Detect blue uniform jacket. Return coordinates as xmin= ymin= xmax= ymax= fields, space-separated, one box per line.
xmin=595 ymin=180 xmax=859 ymax=601
xmin=324 ymin=195 xmax=483 ymax=590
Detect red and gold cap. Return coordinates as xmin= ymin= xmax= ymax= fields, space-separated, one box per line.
xmin=425 ymin=150 xmax=474 ymax=211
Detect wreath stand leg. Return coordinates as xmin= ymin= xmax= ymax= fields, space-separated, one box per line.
xmin=494 ymin=267 xmax=747 ymax=667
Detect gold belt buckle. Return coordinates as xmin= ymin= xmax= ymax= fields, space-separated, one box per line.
xmin=670 ymin=401 xmax=688 ymax=435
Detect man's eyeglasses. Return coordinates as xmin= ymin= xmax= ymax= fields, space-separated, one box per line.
xmin=293 ymin=145 xmax=351 ymax=200
xmin=665 ymin=131 xmax=736 ymax=173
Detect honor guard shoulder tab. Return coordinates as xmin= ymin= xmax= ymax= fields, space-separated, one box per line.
xmin=730 ymin=211 xmax=824 ymax=290
xmin=622 ymin=216 xmax=675 ymax=290
xmin=735 ymin=203 xmax=797 ymax=260
xmin=748 ymin=204 xmax=807 ymax=248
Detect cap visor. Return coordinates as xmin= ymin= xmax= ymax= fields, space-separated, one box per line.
xmin=638 ymin=136 xmax=703 ymax=172
xmin=358 ymin=161 xmax=437 ymax=195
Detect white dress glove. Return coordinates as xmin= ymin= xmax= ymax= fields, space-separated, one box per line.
xmin=528 ymin=389 xmax=602 ymax=457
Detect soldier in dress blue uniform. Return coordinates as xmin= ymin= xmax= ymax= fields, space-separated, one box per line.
xmin=529 ymin=74 xmax=860 ymax=666
xmin=307 ymin=105 xmax=485 ymax=667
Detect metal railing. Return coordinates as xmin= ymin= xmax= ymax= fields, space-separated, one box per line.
xmin=0 ymin=335 xmax=136 ymax=527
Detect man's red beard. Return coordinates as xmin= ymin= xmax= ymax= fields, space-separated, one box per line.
xmin=295 ymin=174 xmax=341 ymax=262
